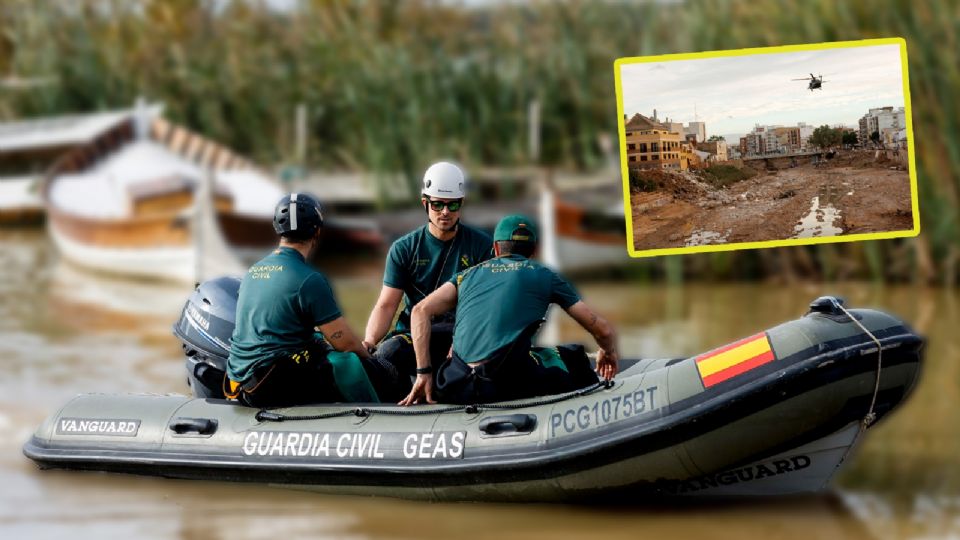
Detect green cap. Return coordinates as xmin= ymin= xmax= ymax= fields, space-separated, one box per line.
xmin=493 ymin=214 xmax=538 ymax=243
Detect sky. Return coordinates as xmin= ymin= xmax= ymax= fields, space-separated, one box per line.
xmin=619 ymin=44 xmax=906 ymax=141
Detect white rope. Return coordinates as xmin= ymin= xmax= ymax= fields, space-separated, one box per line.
xmin=831 ymin=298 xmax=882 ymax=428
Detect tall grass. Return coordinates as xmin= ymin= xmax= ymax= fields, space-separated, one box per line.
xmin=0 ymin=0 xmax=956 ymax=283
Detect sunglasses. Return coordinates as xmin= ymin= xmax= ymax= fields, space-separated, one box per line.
xmin=426 ymin=198 xmax=463 ymax=212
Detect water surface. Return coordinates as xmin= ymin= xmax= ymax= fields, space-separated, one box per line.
xmin=1 ymin=230 xmax=957 ymax=539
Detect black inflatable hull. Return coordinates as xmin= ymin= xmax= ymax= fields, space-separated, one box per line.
xmin=25 ymin=306 xmax=922 ymax=502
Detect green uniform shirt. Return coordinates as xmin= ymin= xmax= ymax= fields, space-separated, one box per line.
xmin=228 ymin=247 xmax=342 ymax=383
xmin=450 ymin=254 xmax=581 ymax=363
xmin=383 ymin=223 xmax=492 ymax=332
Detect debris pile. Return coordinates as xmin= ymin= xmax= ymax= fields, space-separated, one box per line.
xmin=630 ymin=161 xmax=913 ymax=252
xmin=629 ymin=169 xmax=707 ymax=201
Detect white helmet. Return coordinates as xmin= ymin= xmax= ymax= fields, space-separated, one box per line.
xmin=422 ymin=161 xmax=466 ymax=199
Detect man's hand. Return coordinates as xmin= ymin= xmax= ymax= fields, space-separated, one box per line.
xmin=398 ymin=374 xmax=436 ymax=406
xmin=406 ymin=283 xmax=458 ymax=407
xmin=565 ymin=301 xmax=619 ymax=381
xmin=596 ymin=348 xmax=618 ymax=381
xmin=361 ymin=340 xmax=378 ymax=355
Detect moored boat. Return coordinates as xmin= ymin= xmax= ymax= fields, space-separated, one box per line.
xmin=23 ymin=292 xmax=922 ymax=502
xmin=0 ymin=177 xmax=43 ymax=225
xmin=43 ymin=103 xmax=282 ymax=282
xmin=540 ymin=180 xmax=630 ymax=273
xmin=0 ymin=108 xmax=140 ymax=226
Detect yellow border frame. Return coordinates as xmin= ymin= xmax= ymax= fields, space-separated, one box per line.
xmin=614 ymin=38 xmax=920 ymax=258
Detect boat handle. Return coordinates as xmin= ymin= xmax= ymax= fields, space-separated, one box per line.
xmin=479 ymin=414 xmax=537 ymax=436
xmin=169 ymin=417 xmax=219 ymax=435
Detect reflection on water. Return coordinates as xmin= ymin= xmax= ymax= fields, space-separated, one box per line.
xmin=1 ymin=230 xmax=958 ymax=539
xmin=794 ymin=195 xmax=844 ymax=238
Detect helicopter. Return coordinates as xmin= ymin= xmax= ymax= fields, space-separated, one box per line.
xmin=793 ymin=73 xmax=827 ymax=91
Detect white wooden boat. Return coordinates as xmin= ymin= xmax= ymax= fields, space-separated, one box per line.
xmin=0 ymin=176 xmax=43 ymax=225
xmin=540 ymin=180 xmax=629 ymax=274
xmin=0 ymin=108 xmax=140 ymax=226
xmin=44 ymin=104 xmax=281 ymax=282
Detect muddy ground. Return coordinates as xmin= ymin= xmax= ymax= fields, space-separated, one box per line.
xmin=630 ymin=157 xmax=914 ymax=251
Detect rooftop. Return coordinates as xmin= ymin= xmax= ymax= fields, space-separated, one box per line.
xmin=0 ymin=107 xmax=154 ymax=154
xmin=625 ymin=113 xmax=667 ymax=132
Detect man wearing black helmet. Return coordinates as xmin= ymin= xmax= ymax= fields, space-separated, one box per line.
xmin=227 ymin=193 xmax=402 ymax=407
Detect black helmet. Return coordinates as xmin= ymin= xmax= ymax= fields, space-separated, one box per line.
xmin=273 ymin=192 xmax=324 ymax=240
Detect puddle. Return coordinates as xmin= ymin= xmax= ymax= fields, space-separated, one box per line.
xmin=685 ymin=229 xmax=729 ymax=246
xmin=793 ymin=195 xmax=843 ymax=238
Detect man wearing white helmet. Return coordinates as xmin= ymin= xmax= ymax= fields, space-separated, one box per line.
xmin=364 ymin=162 xmax=492 ymax=381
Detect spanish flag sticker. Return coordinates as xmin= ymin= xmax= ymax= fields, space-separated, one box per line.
xmin=696 ymin=332 xmax=775 ymax=388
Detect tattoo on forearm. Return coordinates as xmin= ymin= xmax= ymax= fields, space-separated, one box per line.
xmin=331 ymin=330 xmax=344 ymax=340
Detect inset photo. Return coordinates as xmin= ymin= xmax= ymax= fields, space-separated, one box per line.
xmin=614 ymin=38 xmax=919 ymax=257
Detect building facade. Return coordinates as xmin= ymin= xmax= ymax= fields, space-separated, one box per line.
xmin=740 ymin=133 xmax=761 ymax=157
xmin=663 ymin=121 xmax=684 ymax=135
xmin=623 ymin=113 xmax=688 ymax=171
xmin=684 ymin=122 xmax=706 ymax=145
xmin=759 ymin=126 xmax=781 ymax=154
xmin=798 ymin=123 xmax=815 ymax=152
xmin=697 ymin=140 xmax=728 ymax=161
xmin=739 ymin=123 xmax=816 ymax=156
xmin=859 ymin=106 xmax=906 ymax=147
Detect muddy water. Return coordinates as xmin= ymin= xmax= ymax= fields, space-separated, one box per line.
xmin=793 ymin=181 xmax=845 ymax=239
xmin=794 ymin=195 xmax=843 ymax=238
xmin=1 ymin=229 xmax=958 ymax=539
xmin=685 ymin=229 xmax=728 ymax=247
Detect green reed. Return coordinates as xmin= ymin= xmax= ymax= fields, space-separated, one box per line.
xmin=0 ymin=0 xmax=956 ymax=282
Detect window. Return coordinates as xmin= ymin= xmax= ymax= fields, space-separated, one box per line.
xmin=652 ymin=154 xmax=659 ymax=160
xmin=629 ymin=155 xmax=636 ymax=162
xmin=639 ymin=143 xmax=647 ymax=153
xmin=651 ymin=142 xmax=659 ymax=152
xmin=640 ymin=155 xmax=647 ymax=161
xmin=628 ymin=143 xmax=636 ymax=150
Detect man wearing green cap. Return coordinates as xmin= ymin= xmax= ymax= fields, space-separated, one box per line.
xmin=399 ymin=214 xmax=619 ymax=405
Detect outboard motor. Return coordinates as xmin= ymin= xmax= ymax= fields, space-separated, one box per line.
xmin=172 ymin=276 xmax=241 ymax=398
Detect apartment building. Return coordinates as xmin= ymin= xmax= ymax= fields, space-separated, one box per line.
xmin=858 ymin=106 xmax=906 ymax=146
xmin=623 ymin=113 xmax=688 ymax=171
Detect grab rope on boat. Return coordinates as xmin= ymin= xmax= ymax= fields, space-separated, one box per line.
xmin=255 ymin=379 xmax=614 ymax=423
xmin=831 ymin=298 xmax=883 ymax=429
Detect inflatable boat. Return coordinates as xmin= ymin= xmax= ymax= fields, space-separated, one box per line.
xmin=23 ymin=281 xmax=922 ymax=502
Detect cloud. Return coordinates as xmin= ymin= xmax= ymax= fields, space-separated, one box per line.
xmin=619 ymin=44 xmax=905 ymax=134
